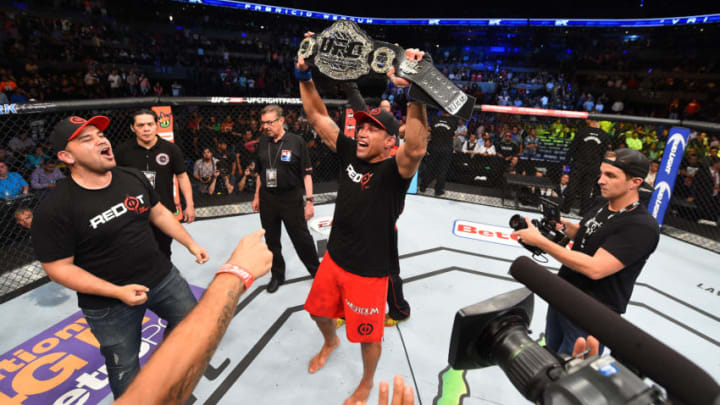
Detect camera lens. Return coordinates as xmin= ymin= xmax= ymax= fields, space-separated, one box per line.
xmin=509 ymin=214 xmax=527 ymax=231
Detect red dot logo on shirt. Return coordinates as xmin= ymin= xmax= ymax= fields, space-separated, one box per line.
xmin=69 ymin=116 xmax=86 ymax=124
xmin=124 ymin=195 xmax=141 ymax=212
xmin=360 ymin=172 xmax=373 ymax=190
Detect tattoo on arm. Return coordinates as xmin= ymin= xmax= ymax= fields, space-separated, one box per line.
xmin=166 ymin=287 xmax=242 ymax=402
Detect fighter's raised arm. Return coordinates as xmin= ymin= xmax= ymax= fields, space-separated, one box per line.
xmin=296 ymin=55 xmax=339 ymax=153
xmin=393 ymin=50 xmax=429 ymax=179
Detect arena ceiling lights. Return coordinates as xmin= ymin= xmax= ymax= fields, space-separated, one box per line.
xmin=174 ymin=0 xmax=720 ymax=27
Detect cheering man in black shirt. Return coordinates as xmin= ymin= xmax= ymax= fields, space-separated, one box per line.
xmin=343 ymin=82 xmax=411 ymax=327
xmin=252 ymin=104 xmax=319 ymax=293
xmin=513 ymin=148 xmax=659 ymax=356
xmin=31 ymin=116 xmax=209 ymax=399
xmin=297 ymin=49 xmax=429 ymax=405
xmin=115 ymin=109 xmax=196 ymax=258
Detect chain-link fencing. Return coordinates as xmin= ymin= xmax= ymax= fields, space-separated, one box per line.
xmin=1 ymin=98 xmax=718 ymax=302
xmin=0 ymin=96 xmax=346 ymax=303
xmin=418 ymin=105 xmax=720 ymax=254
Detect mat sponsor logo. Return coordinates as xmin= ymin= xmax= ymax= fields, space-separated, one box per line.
xmin=309 ymin=216 xmax=333 ymax=235
xmin=0 ymin=286 xmax=204 ymax=404
xmin=452 ymin=219 xmax=521 ymax=247
xmin=697 ymin=283 xmax=720 ymax=297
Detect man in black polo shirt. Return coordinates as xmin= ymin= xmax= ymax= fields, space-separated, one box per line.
xmin=31 ymin=115 xmax=209 ymax=399
xmin=115 ymin=109 xmax=196 ymax=258
xmin=252 ymin=104 xmax=319 ymax=293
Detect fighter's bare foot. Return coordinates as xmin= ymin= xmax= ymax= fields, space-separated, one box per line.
xmin=308 ymin=336 xmax=340 ymax=374
xmin=343 ymin=380 xmax=373 ymax=405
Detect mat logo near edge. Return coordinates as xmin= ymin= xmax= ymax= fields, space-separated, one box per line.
xmin=0 ymin=285 xmax=204 ymax=404
xmin=452 ymin=219 xmax=522 ymax=248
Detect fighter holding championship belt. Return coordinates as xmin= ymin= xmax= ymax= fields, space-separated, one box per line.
xmin=298 ymin=20 xmax=476 ymax=120
xmin=297 ymin=37 xmax=430 ymax=403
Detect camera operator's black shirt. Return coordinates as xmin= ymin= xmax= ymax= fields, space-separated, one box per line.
xmin=115 ymin=137 xmax=186 ymax=212
xmin=327 ymin=133 xmax=411 ymax=277
xmin=31 ymin=167 xmax=172 ymax=309
xmin=559 ymin=202 xmax=659 ymax=313
xmin=255 ymin=131 xmax=312 ymax=191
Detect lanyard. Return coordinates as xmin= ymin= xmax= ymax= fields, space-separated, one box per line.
xmin=580 ymin=201 xmax=640 ymax=249
xmin=267 ymin=138 xmax=284 ymax=170
xmin=604 ymin=200 xmax=640 ymax=221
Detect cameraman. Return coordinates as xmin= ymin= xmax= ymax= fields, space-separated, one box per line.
xmin=208 ymin=160 xmax=234 ymax=195
xmin=236 ymin=161 xmax=257 ymax=193
xmin=512 ymin=149 xmax=659 ymax=355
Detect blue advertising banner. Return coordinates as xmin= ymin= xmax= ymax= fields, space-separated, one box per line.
xmin=173 ymin=1 xmax=720 ymax=27
xmin=649 ymin=127 xmax=690 ymax=226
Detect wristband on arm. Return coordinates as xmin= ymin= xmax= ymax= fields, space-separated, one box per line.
xmin=215 ymin=263 xmax=254 ymax=291
xmin=295 ymin=67 xmax=312 ymax=82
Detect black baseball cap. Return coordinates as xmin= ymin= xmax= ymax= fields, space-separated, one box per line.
xmin=50 ymin=116 xmax=110 ymax=152
xmin=603 ymin=148 xmax=650 ymax=179
xmin=354 ymin=108 xmax=399 ymax=137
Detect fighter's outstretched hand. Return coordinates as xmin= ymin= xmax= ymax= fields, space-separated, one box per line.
xmin=227 ymin=229 xmax=272 ymax=280
xmin=116 ymin=284 xmax=149 ymax=306
xmin=387 ymin=49 xmax=425 ymax=88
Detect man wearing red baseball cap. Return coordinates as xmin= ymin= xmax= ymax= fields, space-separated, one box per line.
xmin=31 ymin=115 xmax=210 ymax=398
xmin=297 ymin=48 xmax=429 ymax=405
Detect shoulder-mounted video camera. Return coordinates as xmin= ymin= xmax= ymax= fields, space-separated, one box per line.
xmin=448 ymin=288 xmax=669 ymax=404
xmin=509 ymin=197 xmax=569 ymax=256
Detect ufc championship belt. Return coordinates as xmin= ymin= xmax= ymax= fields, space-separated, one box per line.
xmin=298 ymin=20 xmax=476 ymax=120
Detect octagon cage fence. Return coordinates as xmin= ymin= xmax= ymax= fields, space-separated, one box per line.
xmin=1 ymin=96 xmax=718 ymax=303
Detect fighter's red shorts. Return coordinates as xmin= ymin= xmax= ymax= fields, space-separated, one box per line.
xmin=304 ymin=251 xmax=388 ymax=343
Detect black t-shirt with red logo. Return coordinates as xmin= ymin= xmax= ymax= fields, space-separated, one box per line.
xmin=32 ymin=167 xmax=172 ymax=309
xmin=327 ymin=133 xmax=411 ymax=277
